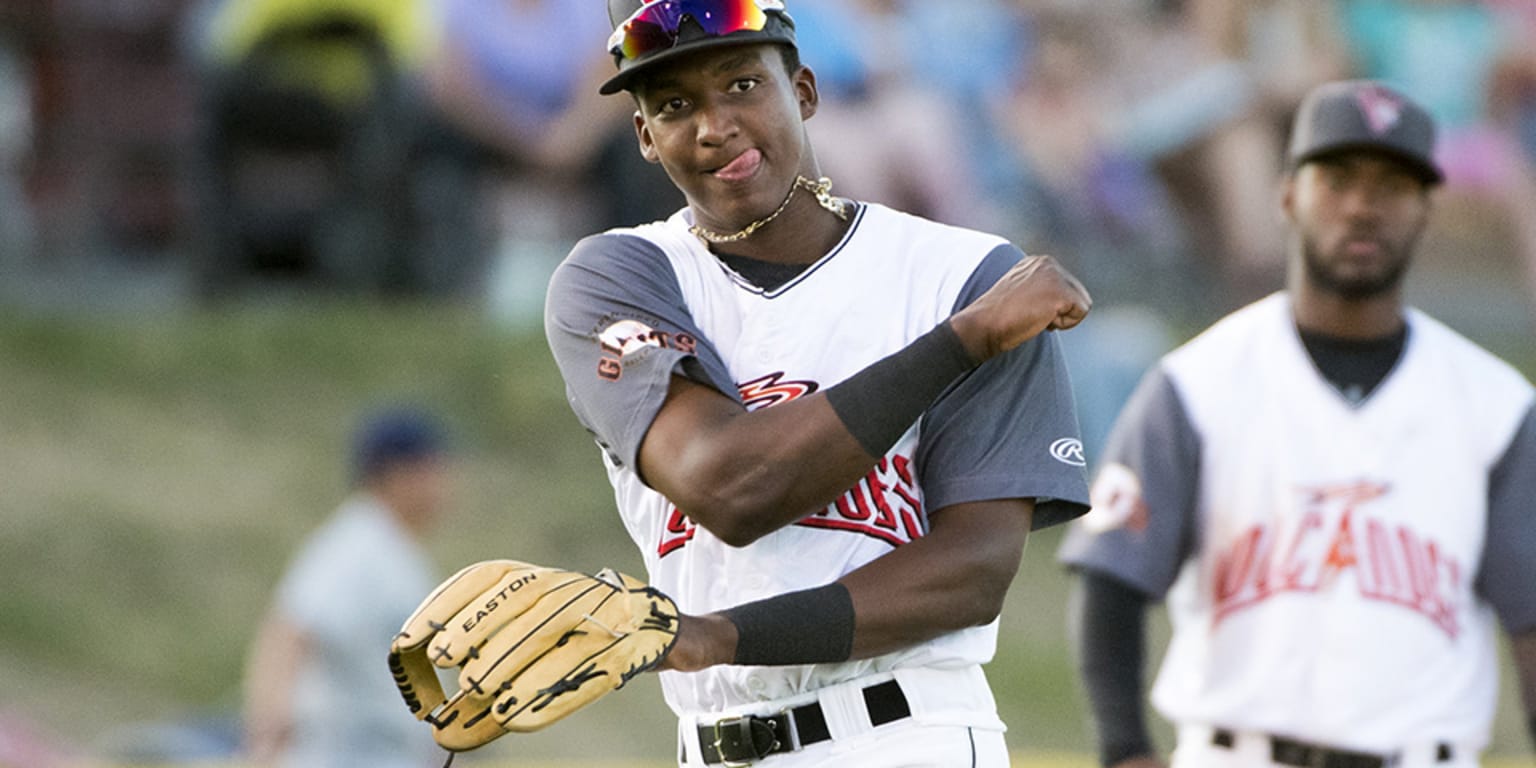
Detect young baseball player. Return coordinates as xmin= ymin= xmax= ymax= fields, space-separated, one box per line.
xmin=536 ymin=1 xmax=1093 ymax=765
xmin=1058 ymin=80 xmax=1536 ymax=768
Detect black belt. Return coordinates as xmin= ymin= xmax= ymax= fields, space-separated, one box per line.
xmin=694 ymin=679 xmax=911 ymax=765
xmin=1212 ymin=728 xmax=1454 ymax=768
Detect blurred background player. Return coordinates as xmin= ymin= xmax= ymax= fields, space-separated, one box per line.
xmin=242 ymin=407 xmax=453 ymax=768
xmin=1058 ymin=80 xmax=1536 ymax=768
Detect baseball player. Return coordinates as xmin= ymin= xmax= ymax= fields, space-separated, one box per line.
xmin=1058 ymin=80 xmax=1536 ymax=768
xmin=530 ymin=1 xmax=1093 ymax=765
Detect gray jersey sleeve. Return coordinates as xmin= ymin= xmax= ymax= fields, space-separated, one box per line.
xmin=1056 ymin=366 xmax=1201 ymax=597
xmin=914 ymin=245 xmax=1091 ymax=530
xmin=544 ymin=233 xmax=737 ymax=470
xmin=1476 ymin=404 xmax=1536 ymax=633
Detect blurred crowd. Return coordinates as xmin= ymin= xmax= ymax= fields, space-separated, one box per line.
xmin=0 ymin=0 xmax=1535 ymax=312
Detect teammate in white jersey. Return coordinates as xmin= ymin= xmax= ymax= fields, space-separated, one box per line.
xmin=1058 ymin=80 xmax=1536 ymax=768
xmin=543 ymin=1 xmax=1093 ymax=765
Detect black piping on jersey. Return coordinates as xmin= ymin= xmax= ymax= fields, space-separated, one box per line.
xmin=710 ymin=202 xmax=868 ymax=297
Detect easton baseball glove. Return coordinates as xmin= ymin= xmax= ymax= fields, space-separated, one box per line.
xmin=388 ymin=560 xmax=679 ymax=751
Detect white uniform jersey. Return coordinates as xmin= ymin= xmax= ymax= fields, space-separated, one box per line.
xmin=546 ymin=202 xmax=1089 ymax=719
xmin=1060 ymin=294 xmax=1536 ymax=753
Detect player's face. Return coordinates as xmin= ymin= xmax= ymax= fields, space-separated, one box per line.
xmin=1284 ymin=153 xmax=1431 ymax=300
xmin=631 ymin=45 xmax=817 ymax=233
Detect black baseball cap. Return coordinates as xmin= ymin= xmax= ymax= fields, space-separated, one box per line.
xmin=1287 ymin=80 xmax=1442 ymax=185
xmin=600 ymin=0 xmax=798 ymax=96
xmin=351 ymin=407 xmax=447 ymax=482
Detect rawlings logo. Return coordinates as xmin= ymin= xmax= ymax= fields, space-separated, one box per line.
xmin=1050 ymin=437 xmax=1086 ymax=467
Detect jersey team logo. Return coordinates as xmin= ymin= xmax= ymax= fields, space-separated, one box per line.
xmin=657 ymin=371 xmax=923 ymax=557
xmin=1211 ymin=480 xmax=1463 ymax=639
xmin=659 ymin=454 xmax=926 ymax=557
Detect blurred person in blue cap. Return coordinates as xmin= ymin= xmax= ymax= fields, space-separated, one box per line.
xmin=243 ymin=407 xmax=453 ymax=768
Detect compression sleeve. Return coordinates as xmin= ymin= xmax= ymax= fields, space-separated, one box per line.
xmin=1070 ymin=571 xmax=1157 ymax=767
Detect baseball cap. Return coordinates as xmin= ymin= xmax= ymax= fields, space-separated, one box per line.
xmin=351 ymin=408 xmax=447 ymax=482
xmin=1287 ymin=80 xmax=1442 ymax=185
xmin=600 ymin=0 xmax=797 ymax=95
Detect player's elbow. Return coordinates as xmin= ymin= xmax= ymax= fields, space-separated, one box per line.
xmin=667 ymin=462 xmax=806 ymax=546
xmin=953 ymin=558 xmax=1016 ymax=627
xmin=679 ymin=493 xmax=785 ymax=547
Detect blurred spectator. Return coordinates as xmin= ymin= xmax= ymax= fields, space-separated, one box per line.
xmin=0 ymin=27 xmax=34 ymax=271
xmin=9 ymin=0 xmax=194 ymax=270
xmin=993 ymin=0 xmax=1291 ymax=307
xmin=1188 ymin=0 xmax=1351 ymax=117
xmin=1340 ymin=0 xmax=1536 ymax=315
xmin=188 ymin=0 xmax=493 ymax=298
xmin=792 ymin=0 xmax=1004 ymax=230
xmin=423 ymin=0 xmax=682 ymax=239
xmin=243 ymin=408 xmax=452 ymax=768
xmin=993 ymin=5 xmax=1187 ymax=290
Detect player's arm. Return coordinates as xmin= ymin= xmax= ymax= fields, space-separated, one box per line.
xmin=665 ymin=315 xmax=1091 ymax=669
xmin=1512 ymin=629 xmax=1536 ymax=752
xmin=1058 ymin=366 xmax=1202 ymax=768
xmin=663 ymin=497 xmax=1033 ymax=670
xmin=638 ymin=253 xmax=1089 ymax=546
xmin=242 ymin=610 xmax=309 ymax=765
xmin=1070 ymin=571 xmax=1165 ymax=768
xmin=1481 ymin=405 xmax=1536 ymax=752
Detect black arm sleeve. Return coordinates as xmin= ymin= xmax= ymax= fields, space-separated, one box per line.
xmin=1070 ymin=569 xmax=1157 ymax=767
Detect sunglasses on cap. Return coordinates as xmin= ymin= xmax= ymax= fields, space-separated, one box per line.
xmin=608 ymin=0 xmax=787 ymax=61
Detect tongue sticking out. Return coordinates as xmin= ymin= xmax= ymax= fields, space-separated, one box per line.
xmin=713 ymin=149 xmax=762 ymax=182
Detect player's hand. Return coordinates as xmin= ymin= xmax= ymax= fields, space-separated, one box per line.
xmin=949 ymin=254 xmax=1091 ymax=361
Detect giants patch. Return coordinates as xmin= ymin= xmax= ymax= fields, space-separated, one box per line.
xmin=594 ymin=317 xmax=697 ymax=381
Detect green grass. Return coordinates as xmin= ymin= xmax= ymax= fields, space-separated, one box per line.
xmin=0 ymin=299 xmax=1531 ymax=764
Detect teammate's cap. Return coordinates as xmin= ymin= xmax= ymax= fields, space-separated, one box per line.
xmin=351 ymin=407 xmax=447 ymax=482
xmin=600 ymin=0 xmax=797 ymax=96
xmin=1287 ymin=80 xmax=1442 ymax=185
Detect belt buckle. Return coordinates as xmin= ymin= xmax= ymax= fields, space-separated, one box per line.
xmin=711 ymin=714 xmax=782 ymax=767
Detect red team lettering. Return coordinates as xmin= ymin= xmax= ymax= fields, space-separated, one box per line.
xmin=657 ymin=374 xmax=924 ymax=556
xmin=658 ymin=455 xmax=926 ymax=557
xmin=1211 ymin=481 xmax=1461 ymax=638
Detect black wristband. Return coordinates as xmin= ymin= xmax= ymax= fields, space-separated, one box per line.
xmin=824 ymin=321 xmax=978 ymax=458
xmin=722 ymin=583 xmax=855 ymax=666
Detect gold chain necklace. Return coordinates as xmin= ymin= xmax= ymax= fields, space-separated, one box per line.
xmin=690 ymin=175 xmax=849 ymax=245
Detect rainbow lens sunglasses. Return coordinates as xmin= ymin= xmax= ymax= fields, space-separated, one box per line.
xmin=608 ymin=0 xmax=787 ymax=61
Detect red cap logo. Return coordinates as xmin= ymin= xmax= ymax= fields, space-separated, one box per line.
xmin=1355 ymin=85 xmax=1404 ymax=135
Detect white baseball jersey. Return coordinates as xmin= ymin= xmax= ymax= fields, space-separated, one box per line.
xmin=546 ymin=202 xmax=1090 ymax=719
xmin=1059 ymin=293 xmax=1536 ymax=753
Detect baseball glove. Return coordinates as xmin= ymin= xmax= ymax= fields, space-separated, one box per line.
xmin=388 ymin=560 xmax=679 ymax=751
